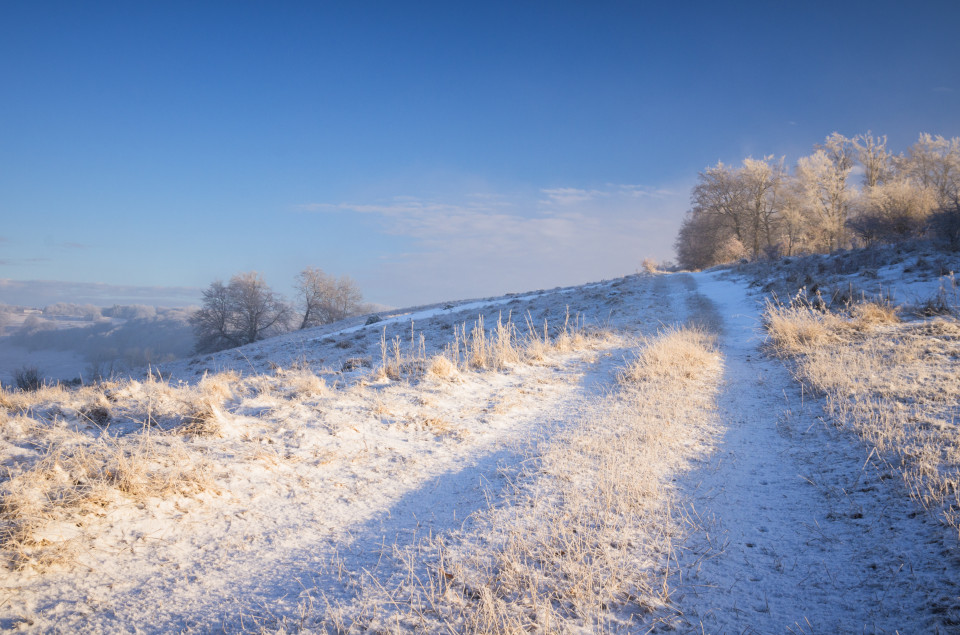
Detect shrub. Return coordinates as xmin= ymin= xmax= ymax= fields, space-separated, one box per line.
xmin=14 ymin=366 xmax=43 ymax=392
xmin=929 ymin=202 xmax=960 ymax=250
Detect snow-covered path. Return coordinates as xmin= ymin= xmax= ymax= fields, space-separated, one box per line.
xmin=665 ymin=272 xmax=960 ymax=633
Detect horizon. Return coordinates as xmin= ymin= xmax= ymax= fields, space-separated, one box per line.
xmin=2 ymin=1 xmax=959 ymax=308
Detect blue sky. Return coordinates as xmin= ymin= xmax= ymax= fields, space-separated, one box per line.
xmin=2 ymin=1 xmax=959 ymax=308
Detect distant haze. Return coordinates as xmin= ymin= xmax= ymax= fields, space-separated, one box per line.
xmin=0 ymin=280 xmax=201 ymax=309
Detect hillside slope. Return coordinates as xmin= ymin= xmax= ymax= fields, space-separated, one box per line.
xmin=2 ymin=255 xmax=960 ymax=632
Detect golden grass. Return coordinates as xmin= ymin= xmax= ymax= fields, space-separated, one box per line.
xmin=375 ymin=309 xmax=605 ymax=383
xmin=418 ymin=416 xmax=454 ymax=436
xmin=320 ymin=326 xmax=723 ymax=631
xmin=849 ymin=300 xmax=900 ymax=327
xmin=274 ymin=367 xmax=327 ymax=398
xmin=763 ymin=293 xmax=844 ymax=355
xmin=0 ymin=383 xmax=68 ymax=414
xmin=619 ymin=326 xmax=718 ymax=383
xmin=198 ymin=370 xmax=241 ymax=401
xmin=0 ymin=370 xmax=244 ymax=569
xmin=765 ymin=298 xmax=960 ymax=534
xmin=0 ymin=305 xmax=609 ymax=577
xmin=426 ymin=354 xmax=460 ymax=381
xmin=0 ymin=427 xmax=211 ymax=570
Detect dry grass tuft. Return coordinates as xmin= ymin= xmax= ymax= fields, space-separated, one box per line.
xmin=273 ymin=367 xmax=327 ymax=398
xmin=374 ymin=309 xmax=604 ymax=383
xmin=78 ymin=397 xmax=112 ymax=427
xmin=619 ymin=326 xmax=718 ymax=383
xmin=763 ymin=292 xmax=844 ymax=355
xmin=368 ymin=396 xmax=394 ymax=420
xmin=0 ymin=369 xmax=238 ymax=569
xmin=197 ymin=370 xmax=241 ymax=402
xmin=418 ymin=416 xmax=453 ymax=436
xmin=850 ymin=300 xmax=900 ymax=328
xmin=0 ymin=384 xmax=68 ymax=415
xmin=911 ymin=276 xmax=959 ymax=317
xmin=179 ymin=399 xmax=224 ymax=437
xmin=426 ymin=354 xmax=460 ymax=381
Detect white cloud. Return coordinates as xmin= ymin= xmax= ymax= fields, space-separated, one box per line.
xmin=297 ymin=182 xmax=689 ymax=305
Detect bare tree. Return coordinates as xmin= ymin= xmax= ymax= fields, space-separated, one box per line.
xmin=191 ymin=272 xmax=291 ymax=353
xmin=230 ymin=272 xmax=291 ymax=345
xmin=297 ymin=267 xmax=330 ymax=329
xmin=327 ymin=274 xmax=364 ymax=322
xmin=691 ymin=162 xmax=749 ymax=246
xmin=295 ymin=267 xmax=365 ymax=329
xmin=674 ymin=208 xmax=735 ymax=270
xmin=191 ymin=280 xmax=233 ymax=352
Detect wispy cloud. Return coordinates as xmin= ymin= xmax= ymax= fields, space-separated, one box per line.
xmin=933 ymin=86 xmax=955 ymax=94
xmin=297 ymin=182 xmax=688 ymax=304
xmin=61 ymin=242 xmax=88 ymax=250
xmin=539 ymin=187 xmax=603 ymax=205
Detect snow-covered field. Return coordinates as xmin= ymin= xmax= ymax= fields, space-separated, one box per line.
xmin=2 ymin=250 xmax=960 ymax=632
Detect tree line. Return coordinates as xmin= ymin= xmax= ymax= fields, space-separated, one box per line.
xmin=190 ymin=267 xmax=367 ymax=353
xmin=675 ymin=132 xmax=960 ymax=269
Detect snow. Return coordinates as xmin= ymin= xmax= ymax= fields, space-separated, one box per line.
xmin=1 ymin=274 xmax=654 ymax=631
xmin=660 ymin=270 xmax=960 ymax=632
xmin=3 ymin=259 xmax=960 ymax=632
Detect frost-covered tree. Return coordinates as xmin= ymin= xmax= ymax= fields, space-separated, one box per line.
xmin=191 ymin=272 xmax=291 ymax=353
xmin=796 ymin=145 xmax=855 ymax=251
xmin=818 ymin=132 xmax=856 ymax=174
xmin=852 ymin=132 xmax=892 ymax=188
xmin=673 ymin=130 xmax=960 ymax=264
xmin=687 ymin=157 xmax=788 ymax=261
xmin=897 ymin=134 xmax=960 ymax=206
xmin=741 ymin=156 xmax=788 ymax=259
xmin=295 ymin=267 xmax=365 ymax=329
xmin=849 ymin=179 xmax=938 ymax=244
xmin=771 ymin=178 xmax=816 ymax=257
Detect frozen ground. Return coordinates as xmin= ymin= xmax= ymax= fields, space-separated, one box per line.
xmin=661 ymin=271 xmax=960 ymax=632
xmin=2 ymin=254 xmax=960 ymax=632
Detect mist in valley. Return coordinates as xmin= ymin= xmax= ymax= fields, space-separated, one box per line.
xmin=0 ymin=302 xmax=197 ymax=387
